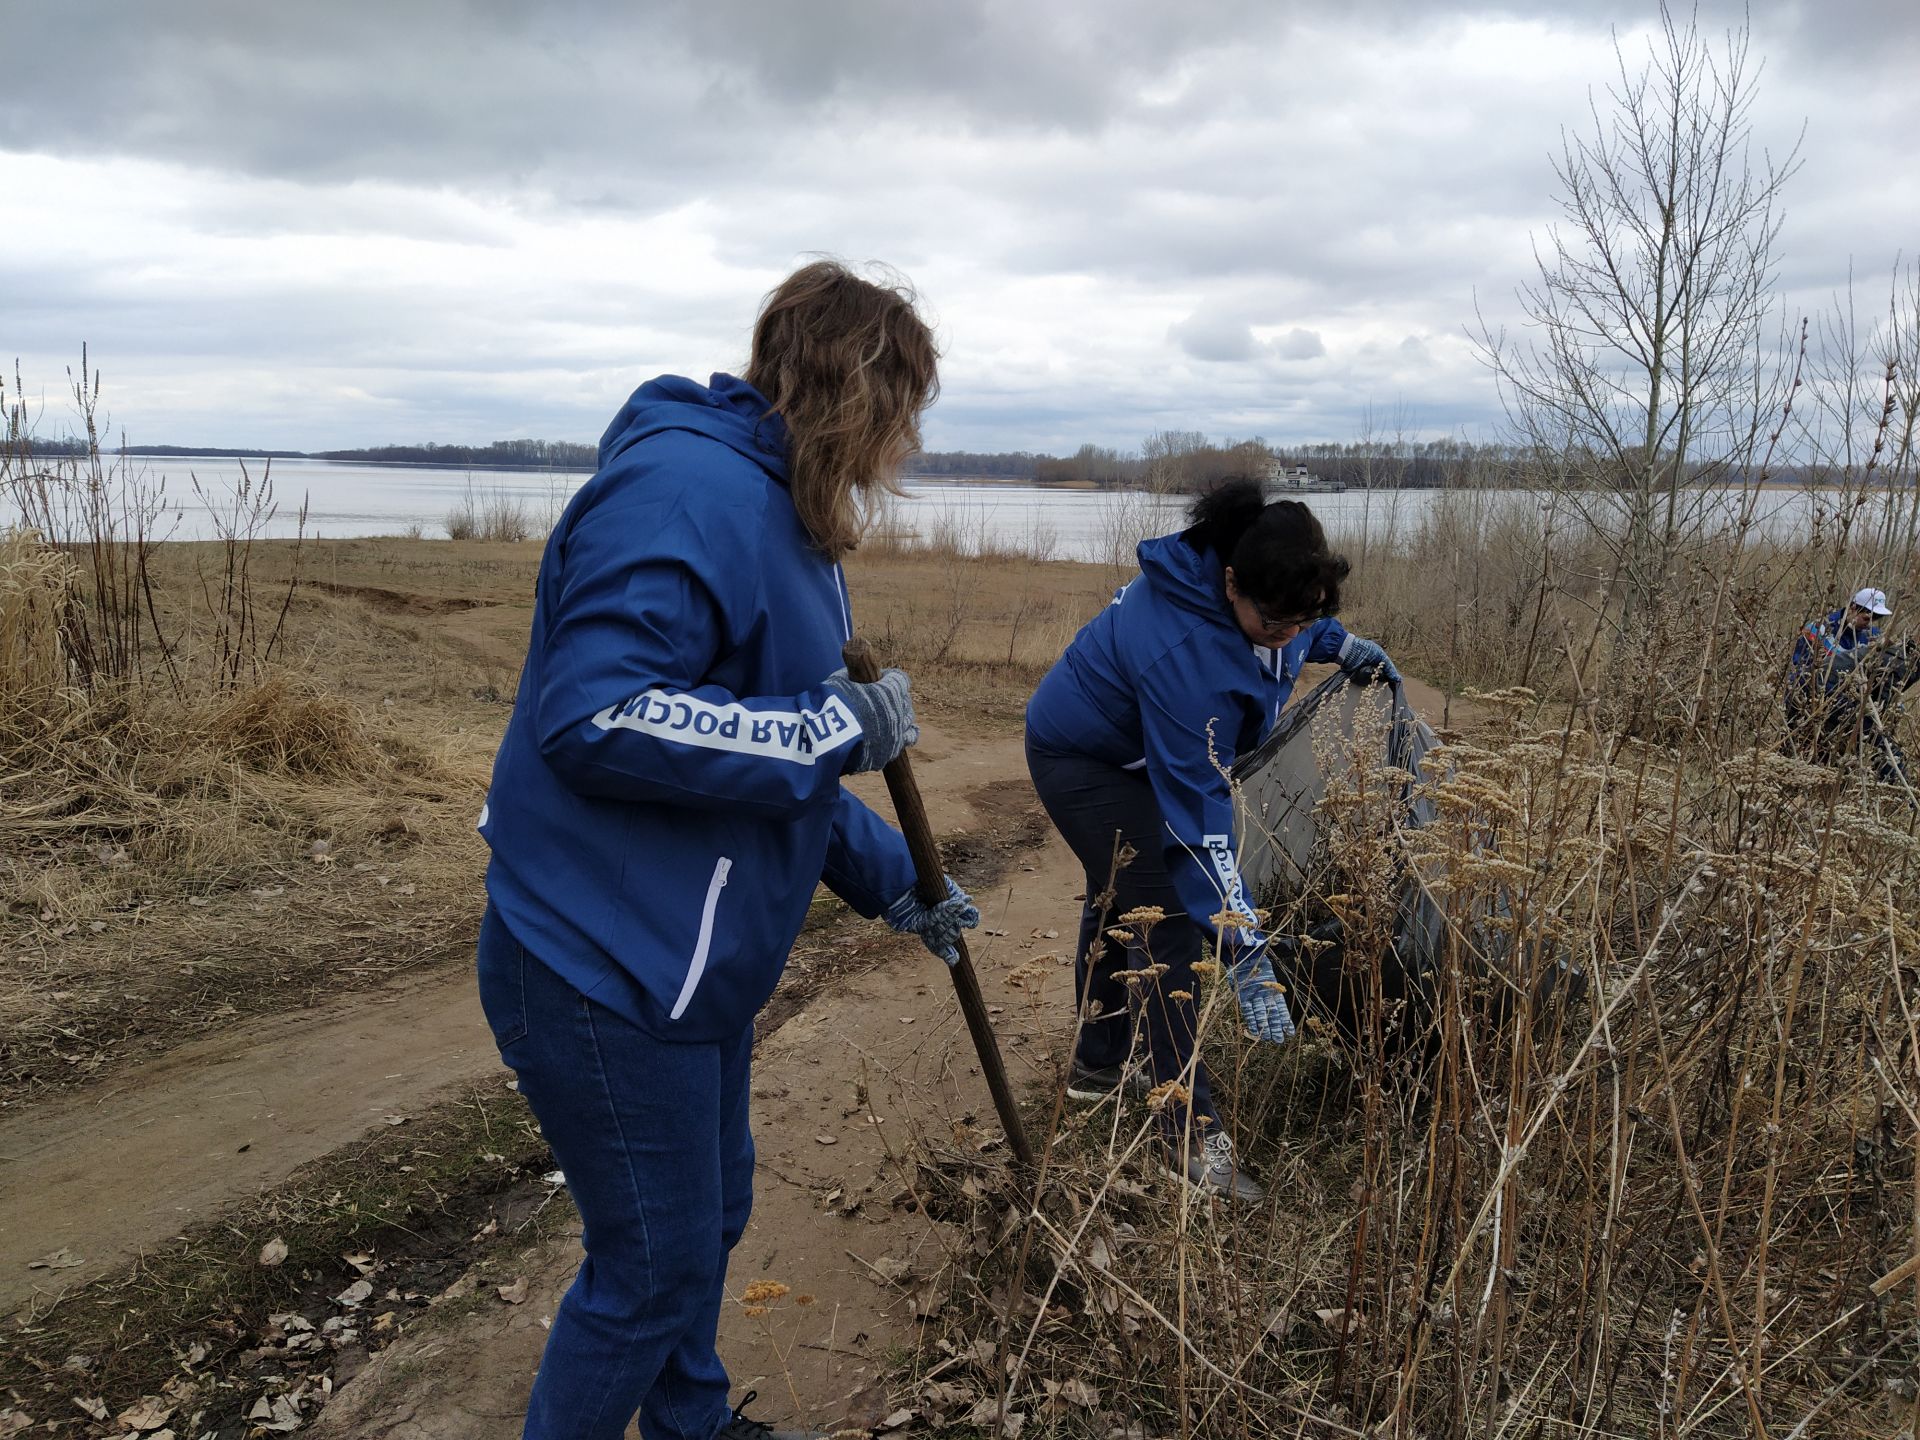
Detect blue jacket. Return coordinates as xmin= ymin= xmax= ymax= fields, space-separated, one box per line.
xmin=1026 ymin=531 xmax=1348 ymax=944
xmin=480 ymin=373 xmax=917 ymax=1041
xmin=1791 ymin=609 xmax=1880 ymax=691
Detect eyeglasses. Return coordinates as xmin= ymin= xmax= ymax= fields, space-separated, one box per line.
xmin=1251 ymin=606 xmax=1316 ymax=632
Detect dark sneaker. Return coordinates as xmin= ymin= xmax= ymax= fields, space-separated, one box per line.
xmin=1065 ymin=1057 xmax=1151 ymax=1103
xmin=1166 ymin=1132 xmax=1265 ymax=1203
xmin=716 ymin=1390 xmax=828 ymax=1440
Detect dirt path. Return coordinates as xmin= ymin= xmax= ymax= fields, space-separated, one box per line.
xmin=0 ymin=970 xmax=504 ymax=1318
xmin=0 ymin=718 xmax=1036 ymax=1323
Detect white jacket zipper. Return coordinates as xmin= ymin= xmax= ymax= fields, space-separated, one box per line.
xmin=669 ymin=856 xmax=732 ymax=1020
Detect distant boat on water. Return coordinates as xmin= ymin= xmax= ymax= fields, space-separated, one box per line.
xmin=1264 ymin=460 xmax=1348 ymax=494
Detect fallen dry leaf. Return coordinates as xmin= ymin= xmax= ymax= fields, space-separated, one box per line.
xmin=115 ymin=1396 xmax=175 ymax=1431
xmin=1315 ymin=1306 xmax=1358 ymax=1335
xmin=814 ymin=1134 xmax=838 ymax=1145
xmin=246 ymin=1387 xmax=311 ymax=1434
xmin=1045 ymin=1376 xmax=1099 ymax=1409
xmin=335 ymin=1279 xmax=374 ymax=1308
xmin=497 ymin=1277 xmax=529 ymax=1305
xmin=0 ymin=1412 xmax=32 ymax=1439
xmin=963 ymin=1397 xmax=1027 ymax=1437
xmin=876 ymin=1409 xmax=916 ymax=1432
xmin=30 ymin=1248 xmax=84 ymax=1270
xmin=71 ymin=1397 xmax=108 ymax=1422
xmin=921 ymin=1380 xmax=974 ymax=1410
xmin=342 ymin=1251 xmax=376 ymax=1275
xmin=259 ymin=1237 xmax=289 ymax=1268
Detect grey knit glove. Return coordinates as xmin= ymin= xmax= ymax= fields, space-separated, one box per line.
xmin=821 ymin=666 xmax=919 ymax=773
xmin=884 ymin=876 xmax=980 ymax=964
xmin=1230 ymin=950 xmax=1296 ymax=1044
xmin=1339 ymin=634 xmax=1401 ymax=686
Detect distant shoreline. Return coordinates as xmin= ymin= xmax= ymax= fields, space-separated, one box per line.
xmin=33 ymin=450 xmax=1905 ymax=496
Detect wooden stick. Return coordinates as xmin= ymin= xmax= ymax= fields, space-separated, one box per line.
xmin=842 ymin=637 xmax=1036 ymax=1174
xmin=1869 ymin=1249 xmax=1919 ymax=1298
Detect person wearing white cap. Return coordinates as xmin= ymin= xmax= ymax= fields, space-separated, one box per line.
xmin=1786 ymin=585 xmax=1900 ymax=759
xmin=1793 ymin=587 xmax=1893 ymax=674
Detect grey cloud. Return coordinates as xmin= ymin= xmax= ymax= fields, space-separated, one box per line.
xmin=9 ymin=1 xmax=1906 ymax=191
xmin=1273 ymin=328 xmax=1326 ymax=361
xmin=4 ymin=0 xmax=1911 ymax=455
xmin=1170 ymin=308 xmax=1259 ymax=362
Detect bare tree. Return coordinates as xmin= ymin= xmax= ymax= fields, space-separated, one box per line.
xmin=1476 ymin=3 xmax=1801 ymax=628
xmin=1140 ymin=428 xmax=1211 ymax=493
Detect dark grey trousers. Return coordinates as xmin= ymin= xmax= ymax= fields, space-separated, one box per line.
xmin=1025 ymin=732 xmax=1217 ymax=1128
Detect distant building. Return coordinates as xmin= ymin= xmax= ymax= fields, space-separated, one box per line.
xmin=1263 ymin=459 xmax=1347 ymax=494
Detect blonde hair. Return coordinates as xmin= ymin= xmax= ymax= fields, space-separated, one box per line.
xmin=744 ymin=261 xmax=940 ymax=559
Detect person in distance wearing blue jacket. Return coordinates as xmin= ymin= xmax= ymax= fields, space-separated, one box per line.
xmin=476 ymin=261 xmax=979 ymax=1440
xmin=1025 ymin=479 xmax=1397 ymax=1202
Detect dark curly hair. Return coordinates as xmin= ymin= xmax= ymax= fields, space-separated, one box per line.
xmin=1184 ymin=476 xmax=1349 ymax=619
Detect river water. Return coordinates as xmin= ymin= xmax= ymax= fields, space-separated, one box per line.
xmin=13 ymin=454 xmax=1904 ymax=563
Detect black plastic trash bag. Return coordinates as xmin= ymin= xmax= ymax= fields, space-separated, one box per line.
xmin=1230 ymin=673 xmax=1453 ymax=1052
xmin=1230 ymin=673 xmax=1572 ymax=1056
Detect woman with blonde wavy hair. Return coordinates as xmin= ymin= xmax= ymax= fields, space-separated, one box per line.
xmin=476 ymin=260 xmax=978 ymax=1440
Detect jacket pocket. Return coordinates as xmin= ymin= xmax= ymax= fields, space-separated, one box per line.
xmin=669 ymin=856 xmax=733 ymax=1021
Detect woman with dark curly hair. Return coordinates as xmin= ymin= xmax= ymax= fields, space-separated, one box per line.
xmin=1025 ymin=478 xmax=1396 ymax=1201
xmin=477 ymin=261 xmax=978 ymax=1440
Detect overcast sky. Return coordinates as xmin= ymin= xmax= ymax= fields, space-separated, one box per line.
xmin=4 ymin=1 xmax=1915 ymax=455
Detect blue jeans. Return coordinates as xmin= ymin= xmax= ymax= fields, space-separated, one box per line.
xmin=477 ymin=905 xmax=754 ymax=1440
xmin=1024 ymin=735 xmax=1217 ymax=1133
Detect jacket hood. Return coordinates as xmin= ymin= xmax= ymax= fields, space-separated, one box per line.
xmin=597 ymin=372 xmax=790 ymax=482
xmin=1135 ymin=531 xmax=1227 ymax=619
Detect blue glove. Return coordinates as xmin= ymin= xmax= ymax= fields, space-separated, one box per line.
xmin=1339 ymin=635 xmax=1401 ymax=685
xmin=1230 ymin=950 xmax=1296 ymax=1044
xmin=884 ymin=876 xmax=980 ymax=965
xmin=821 ymin=666 xmax=919 ymax=773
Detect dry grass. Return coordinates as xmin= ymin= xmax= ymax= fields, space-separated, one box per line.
xmin=0 ymin=531 xmax=75 ymax=729
xmin=847 ymin=539 xmax=1111 ymax=726
xmin=874 ymin=559 xmax=1920 ymax=1437
xmin=0 ymin=526 xmax=511 ymax=1099
xmin=876 ymin=723 xmax=1919 ymax=1438
xmin=444 ymin=481 xmax=536 ymax=542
